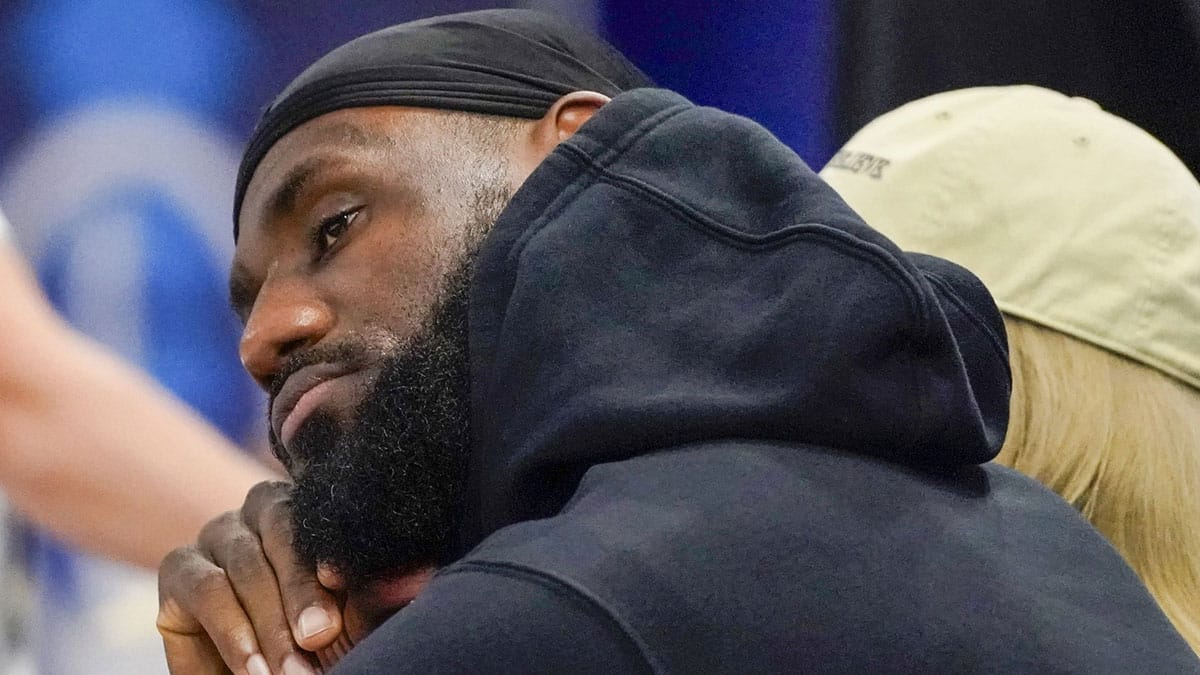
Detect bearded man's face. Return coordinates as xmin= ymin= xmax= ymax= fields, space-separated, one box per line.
xmin=231 ymin=106 xmax=522 ymax=587
xmin=282 ymin=203 xmax=487 ymax=585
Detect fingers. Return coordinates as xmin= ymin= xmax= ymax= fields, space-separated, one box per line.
xmin=198 ymin=511 xmax=313 ymax=674
xmin=158 ymin=545 xmax=268 ymax=675
xmin=242 ymin=481 xmax=343 ymax=653
xmin=315 ymin=632 xmax=354 ymax=672
xmin=159 ymin=481 xmax=342 ymax=674
xmin=160 ymin=630 xmax=232 ymax=675
xmin=316 ymin=564 xmax=345 ymax=592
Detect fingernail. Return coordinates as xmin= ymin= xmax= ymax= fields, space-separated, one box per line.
xmin=246 ymin=654 xmax=271 ymax=675
xmin=317 ymin=564 xmax=345 ymax=590
xmin=298 ymin=606 xmax=334 ymax=639
xmin=283 ymin=653 xmax=317 ymax=675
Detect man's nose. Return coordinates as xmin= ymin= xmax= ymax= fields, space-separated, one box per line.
xmin=239 ymin=279 xmax=334 ymax=389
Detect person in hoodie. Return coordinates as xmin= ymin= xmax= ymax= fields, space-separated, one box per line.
xmin=156 ymin=10 xmax=1200 ymax=674
xmin=820 ymin=85 xmax=1200 ymax=654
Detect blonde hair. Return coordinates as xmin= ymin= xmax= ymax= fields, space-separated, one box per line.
xmin=1000 ymin=316 xmax=1200 ymax=652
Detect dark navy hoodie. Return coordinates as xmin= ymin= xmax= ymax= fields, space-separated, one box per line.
xmin=332 ymin=89 xmax=1199 ymax=673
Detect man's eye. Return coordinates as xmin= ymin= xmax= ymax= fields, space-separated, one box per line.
xmin=314 ymin=208 xmax=360 ymax=254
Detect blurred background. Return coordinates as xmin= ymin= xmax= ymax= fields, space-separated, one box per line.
xmin=0 ymin=0 xmax=1195 ymax=673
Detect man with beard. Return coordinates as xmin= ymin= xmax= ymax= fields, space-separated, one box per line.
xmin=157 ymin=10 xmax=1199 ymax=675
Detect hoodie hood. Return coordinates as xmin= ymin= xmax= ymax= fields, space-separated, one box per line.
xmin=462 ymin=88 xmax=1010 ymax=547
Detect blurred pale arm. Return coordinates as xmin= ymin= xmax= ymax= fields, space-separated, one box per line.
xmin=0 ymin=244 xmax=276 ymax=568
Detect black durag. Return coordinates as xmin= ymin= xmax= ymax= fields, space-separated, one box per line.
xmin=233 ymin=8 xmax=653 ymax=237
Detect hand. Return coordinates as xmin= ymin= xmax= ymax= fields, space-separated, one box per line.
xmin=157 ymin=481 xmax=347 ymax=675
xmin=0 ymin=245 xmax=68 ymax=356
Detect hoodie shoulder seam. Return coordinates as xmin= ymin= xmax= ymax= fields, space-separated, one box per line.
xmin=440 ymin=558 xmax=662 ymax=673
xmin=555 ymin=142 xmax=929 ymax=316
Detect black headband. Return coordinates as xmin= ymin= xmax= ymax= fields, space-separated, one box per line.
xmin=233 ymin=9 xmax=653 ymax=238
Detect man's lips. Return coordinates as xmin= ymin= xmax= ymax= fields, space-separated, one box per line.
xmin=270 ymin=362 xmax=358 ymax=449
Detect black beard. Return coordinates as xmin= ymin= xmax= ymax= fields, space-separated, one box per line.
xmin=285 ymin=254 xmax=474 ymax=586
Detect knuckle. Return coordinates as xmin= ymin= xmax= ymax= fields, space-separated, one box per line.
xmin=198 ymin=510 xmax=242 ymax=546
xmin=222 ymin=534 xmax=267 ymax=579
xmin=244 ymin=480 xmax=293 ymax=527
xmin=245 ymin=480 xmax=290 ymax=508
xmin=260 ymin=496 xmax=296 ymax=534
xmin=158 ymin=545 xmax=203 ymax=589
xmin=191 ymin=567 xmax=232 ymax=599
xmin=159 ymin=545 xmax=196 ymax=575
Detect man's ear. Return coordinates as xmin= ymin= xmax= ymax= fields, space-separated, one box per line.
xmin=509 ymin=91 xmax=610 ymax=186
xmin=531 ymin=90 xmax=611 ymax=148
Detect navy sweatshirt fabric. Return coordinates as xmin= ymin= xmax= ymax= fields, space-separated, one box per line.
xmin=332 ymin=89 xmax=1198 ymax=673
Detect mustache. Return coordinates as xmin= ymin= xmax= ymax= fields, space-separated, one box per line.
xmin=265 ymin=335 xmax=401 ymax=468
xmin=267 ymin=335 xmax=397 ymax=403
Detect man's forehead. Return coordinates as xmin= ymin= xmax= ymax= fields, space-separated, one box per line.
xmin=253 ymin=105 xmax=457 ymax=166
xmin=245 ymin=111 xmax=398 ymax=196
xmin=237 ymin=108 xmax=423 ymax=228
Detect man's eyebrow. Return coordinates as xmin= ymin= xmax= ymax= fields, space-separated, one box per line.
xmin=268 ymin=157 xmax=326 ymax=218
xmin=266 ymin=122 xmax=399 ymax=218
xmin=228 ymin=262 xmax=256 ymax=322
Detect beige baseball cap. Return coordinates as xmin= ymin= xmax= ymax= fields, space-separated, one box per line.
xmin=820 ymin=85 xmax=1200 ymax=391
